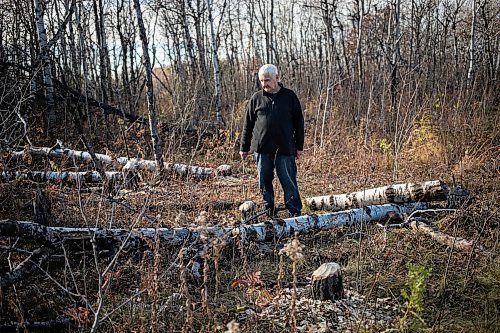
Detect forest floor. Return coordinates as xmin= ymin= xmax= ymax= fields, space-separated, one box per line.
xmin=0 ymin=125 xmax=498 ymax=333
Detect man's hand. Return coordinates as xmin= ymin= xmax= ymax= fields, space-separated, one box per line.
xmin=239 ymin=151 xmax=249 ymax=159
xmin=296 ymin=150 xmax=303 ymax=159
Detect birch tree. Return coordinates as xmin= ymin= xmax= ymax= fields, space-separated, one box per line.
xmin=467 ymin=0 xmax=477 ymax=87
xmin=33 ymin=0 xmax=56 ymax=133
xmin=206 ymin=0 xmax=224 ymax=124
xmin=133 ymin=0 xmax=164 ymax=171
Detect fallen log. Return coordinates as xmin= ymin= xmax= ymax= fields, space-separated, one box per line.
xmin=0 ymin=203 xmax=430 ymax=247
xmin=305 ymin=180 xmax=449 ymax=211
xmin=408 ymin=219 xmax=476 ymax=252
xmin=0 ymin=171 xmax=123 ymax=183
xmin=0 ymin=318 xmax=72 ymax=331
xmin=0 ymin=248 xmax=49 ymax=289
xmin=6 ymin=145 xmax=232 ymax=179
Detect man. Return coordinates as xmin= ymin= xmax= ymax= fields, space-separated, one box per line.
xmin=240 ymin=64 xmax=304 ymax=217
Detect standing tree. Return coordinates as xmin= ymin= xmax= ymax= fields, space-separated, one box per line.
xmin=33 ymin=0 xmax=55 ymax=134
xmin=206 ymin=0 xmax=224 ymax=124
xmin=133 ymin=0 xmax=164 ymax=171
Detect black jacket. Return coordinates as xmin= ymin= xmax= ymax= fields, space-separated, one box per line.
xmin=240 ymin=84 xmax=304 ymax=156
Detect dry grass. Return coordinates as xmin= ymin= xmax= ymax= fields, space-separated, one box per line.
xmin=0 ymin=106 xmax=498 ymax=332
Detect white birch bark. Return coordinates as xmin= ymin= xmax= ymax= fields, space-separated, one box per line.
xmin=133 ymin=0 xmax=164 ymax=171
xmin=7 ymin=146 xmax=232 ymax=179
xmin=467 ymin=0 xmax=477 ymax=86
xmin=305 ymin=180 xmax=448 ymax=211
xmin=409 ymin=220 xmax=475 ymax=252
xmin=0 ymin=171 xmax=123 ymax=183
xmin=206 ymin=0 xmax=224 ymax=124
xmin=33 ymin=0 xmax=55 ymax=130
xmin=0 ymin=203 xmax=429 ymax=246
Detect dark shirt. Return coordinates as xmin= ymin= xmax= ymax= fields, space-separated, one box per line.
xmin=240 ymin=84 xmax=304 ymax=156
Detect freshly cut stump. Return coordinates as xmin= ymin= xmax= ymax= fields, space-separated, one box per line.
xmin=312 ymin=262 xmax=344 ymax=301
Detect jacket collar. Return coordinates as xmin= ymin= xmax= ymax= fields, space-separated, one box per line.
xmin=263 ymin=82 xmax=284 ymax=96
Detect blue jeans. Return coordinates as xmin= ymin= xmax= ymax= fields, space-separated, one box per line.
xmin=254 ymin=153 xmax=302 ymax=217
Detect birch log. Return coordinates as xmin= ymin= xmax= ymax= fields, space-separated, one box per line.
xmin=7 ymin=146 xmax=232 ymax=179
xmin=0 ymin=171 xmax=123 ymax=183
xmin=0 ymin=203 xmax=429 ymax=247
xmin=408 ymin=220 xmax=475 ymax=252
xmin=305 ymin=180 xmax=448 ymax=211
xmin=0 ymin=248 xmax=48 ymax=289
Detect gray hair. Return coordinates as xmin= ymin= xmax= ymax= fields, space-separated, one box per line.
xmin=258 ymin=64 xmax=279 ymax=77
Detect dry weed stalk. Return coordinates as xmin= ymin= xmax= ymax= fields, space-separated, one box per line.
xmin=179 ymin=248 xmax=193 ymax=333
xmin=212 ymin=237 xmax=226 ymax=302
xmin=196 ymin=211 xmax=213 ymax=326
xmin=279 ymin=233 xmax=304 ymax=331
xmin=150 ymin=225 xmax=161 ymax=333
xmin=277 ymin=249 xmax=285 ymax=291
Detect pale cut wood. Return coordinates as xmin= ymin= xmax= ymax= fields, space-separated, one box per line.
xmin=238 ymin=201 xmax=257 ymax=222
xmin=312 ymin=262 xmax=344 ymax=301
xmin=409 ymin=220 xmax=475 ymax=252
xmin=305 ymin=180 xmax=448 ymax=211
xmin=0 ymin=203 xmax=429 ymax=247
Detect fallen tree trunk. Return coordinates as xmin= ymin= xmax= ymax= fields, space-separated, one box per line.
xmin=6 ymin=146 xmax=232 ymax=179
xmin=0 ymin=171 xmax=123 ymax=183
xmin=0 ymin=248 xmax=49 ymax=289
xmin=305 ymin=180 xmax=449 ymax=211
xmin=408 ymin=219 xmax=475 ymax=252
xmin=0 ymin=318 xmax=72 ymax=331
xmin=0 ymin=203 xmax=429 ymax=247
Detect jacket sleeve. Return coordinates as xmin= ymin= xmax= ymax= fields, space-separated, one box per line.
xmin=240 ymin=97 xmax=256 ymax=152
xmin=293 ymin=93 xmax=305 ymax=151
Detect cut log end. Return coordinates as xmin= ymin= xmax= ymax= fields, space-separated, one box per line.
xmin=239 ymin=200 xmax=257 ymax=222
xmin=311 ymin=262 xmax=344 ymax=301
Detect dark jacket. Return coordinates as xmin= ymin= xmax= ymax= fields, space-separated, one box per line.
xmin=240 ymin=84 xmax=304 ymax=156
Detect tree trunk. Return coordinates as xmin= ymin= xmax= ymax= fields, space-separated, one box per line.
xmin=206 ymin=0 xmax=224 ymax=124
xmin=133 ymin=0 xmax=164 ymax=171
xmin=305 ymin=180 xmax=448 ymax=211
xmin=311 ymin=262 xmax=344 ymax=301
xmin=0 ymin=203 xmax=430 ymax=247
xmin=33 ymin=0 xmax=55 ymax=133
xmin=467 ymin=0 xmax=477 ymax=87
xmin=408 ymin=219 xmax=475 ymax=252
xmin=7 ymin=146 xmax=232 ymax=179
xmin=0 ymin=248 xmax=48 ymax=289
xmin=390 ymin=0 xmax=401 ymax=110
xmin=0 ymin=171 xmax=123 ymax=183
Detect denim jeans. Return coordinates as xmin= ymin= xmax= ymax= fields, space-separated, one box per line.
xmin=254 ymin=152 xmax=302 ymax=217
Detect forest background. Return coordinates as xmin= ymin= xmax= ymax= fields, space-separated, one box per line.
xmin=0 ymin=0 xmax=498 ymax=332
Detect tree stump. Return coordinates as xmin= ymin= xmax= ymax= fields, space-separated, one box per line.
xmin=311 ymin=262 xmax=344 ymax=301
xmin=239 ymin=200 xmax=257 ymax=222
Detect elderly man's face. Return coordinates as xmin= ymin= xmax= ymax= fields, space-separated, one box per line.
xmin=259 ymin=73 xmax=279 ymax=94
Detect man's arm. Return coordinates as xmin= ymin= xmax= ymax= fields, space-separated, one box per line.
xmin=293 ymin=93 xmax=305 ymax=155
xmin=239 ymin=97 xmax=256 ymax=158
